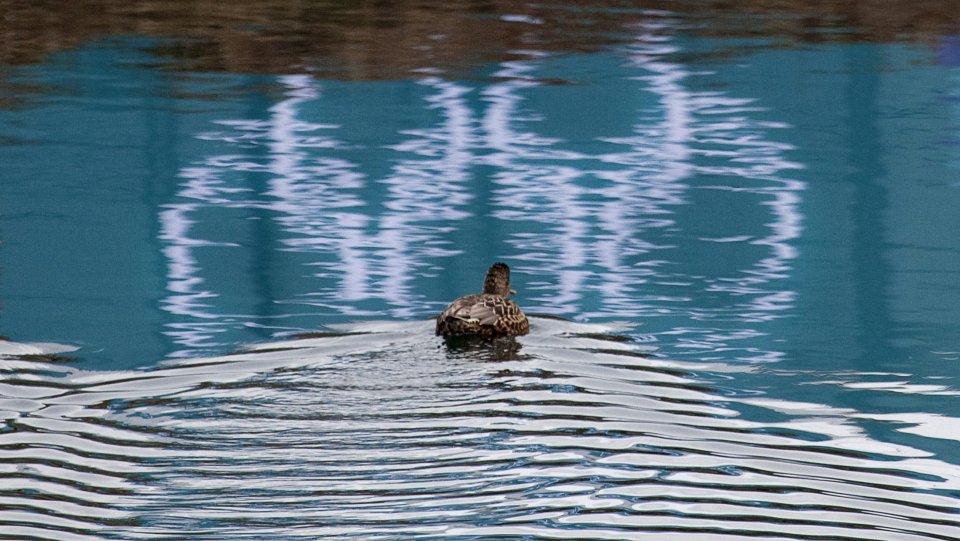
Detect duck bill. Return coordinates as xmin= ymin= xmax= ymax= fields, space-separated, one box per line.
xmin=509 ymin=288 xmax=517 ymax=296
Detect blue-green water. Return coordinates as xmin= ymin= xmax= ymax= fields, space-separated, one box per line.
xmin=2 ymin=10 xmax=960 ymax=541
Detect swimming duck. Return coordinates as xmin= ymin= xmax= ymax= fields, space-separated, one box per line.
xmin=436 ymin=262 xmax=530 ymax=337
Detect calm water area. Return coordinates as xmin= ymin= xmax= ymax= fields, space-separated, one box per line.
xmin=2 ymin=1 xmax=960 ymax=539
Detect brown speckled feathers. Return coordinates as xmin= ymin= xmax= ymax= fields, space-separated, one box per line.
xmin=436 ymin=263 xmax=529 ymax=337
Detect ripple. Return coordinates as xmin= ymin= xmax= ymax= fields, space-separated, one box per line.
xmin=1 ymin=325 xmax=959 ymax=540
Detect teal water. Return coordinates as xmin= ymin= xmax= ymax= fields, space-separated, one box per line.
xmin=2 ymin=10 xmax=960 ymax=541
xmin=5 ymin=38 xmax=959 ymax=373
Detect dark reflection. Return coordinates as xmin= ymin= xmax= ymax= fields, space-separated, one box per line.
xmin=441 ymin=334 xmax=527 ymax=362
xmin=846 ymin=44 xmax=896 ymax=372
xmin=1 ymin=0 xmax=959 ymax=78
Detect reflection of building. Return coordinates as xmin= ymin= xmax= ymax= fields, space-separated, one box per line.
xmin=721 ymin=42 xmax=960 ymax=376
xmin=0 ymin=42 xmax=183 ymax=369
xmin=2 ymin=15 xmax=958 ymax=374
xmin=160 ymin=74 xmax=481 ymax=352
xmin=0 ymin=28 xmax=809 ymax=366
xmin=476 ymin=35 xmax=803 ymax=332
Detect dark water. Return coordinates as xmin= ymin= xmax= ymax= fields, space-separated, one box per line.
xmin=2 ymin=2 xmax=960 ymax=539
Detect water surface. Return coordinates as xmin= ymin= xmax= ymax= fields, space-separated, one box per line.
xmin=4 ymin=322 xmax=960 ymax=540
xmin=1 ymin=2 xmax=960 ymax=540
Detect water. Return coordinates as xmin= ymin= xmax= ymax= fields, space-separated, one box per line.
xmin=2 ymin=2 xmax=960 ymax=539
xmin=5 ymin=324 xmax=960 ymax=540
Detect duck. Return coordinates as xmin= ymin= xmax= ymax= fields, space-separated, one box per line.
xmin=436 ymin=262 xmax=530 ymax=337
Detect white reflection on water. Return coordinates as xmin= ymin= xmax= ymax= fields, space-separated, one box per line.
xmin=2 ymin=325 xmax=960 ymax=540
xmin=156 ymin=30 xmax=803 ymax=365
xmin=625 ymin=32 xmax=804 ymax=318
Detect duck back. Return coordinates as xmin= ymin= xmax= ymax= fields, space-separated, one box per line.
xmin=436 ymin=294 xmax=529 ymax=337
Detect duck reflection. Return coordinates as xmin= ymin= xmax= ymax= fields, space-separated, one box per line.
xmin=440 ymin=334 xmax=526 ymax=362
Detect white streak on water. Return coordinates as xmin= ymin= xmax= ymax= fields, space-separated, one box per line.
xmin=2 ymin=325 xmax=959 ymax=540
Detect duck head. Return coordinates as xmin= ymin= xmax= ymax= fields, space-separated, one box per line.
xmin=482 ymin=262 xmax=515 ymax=297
